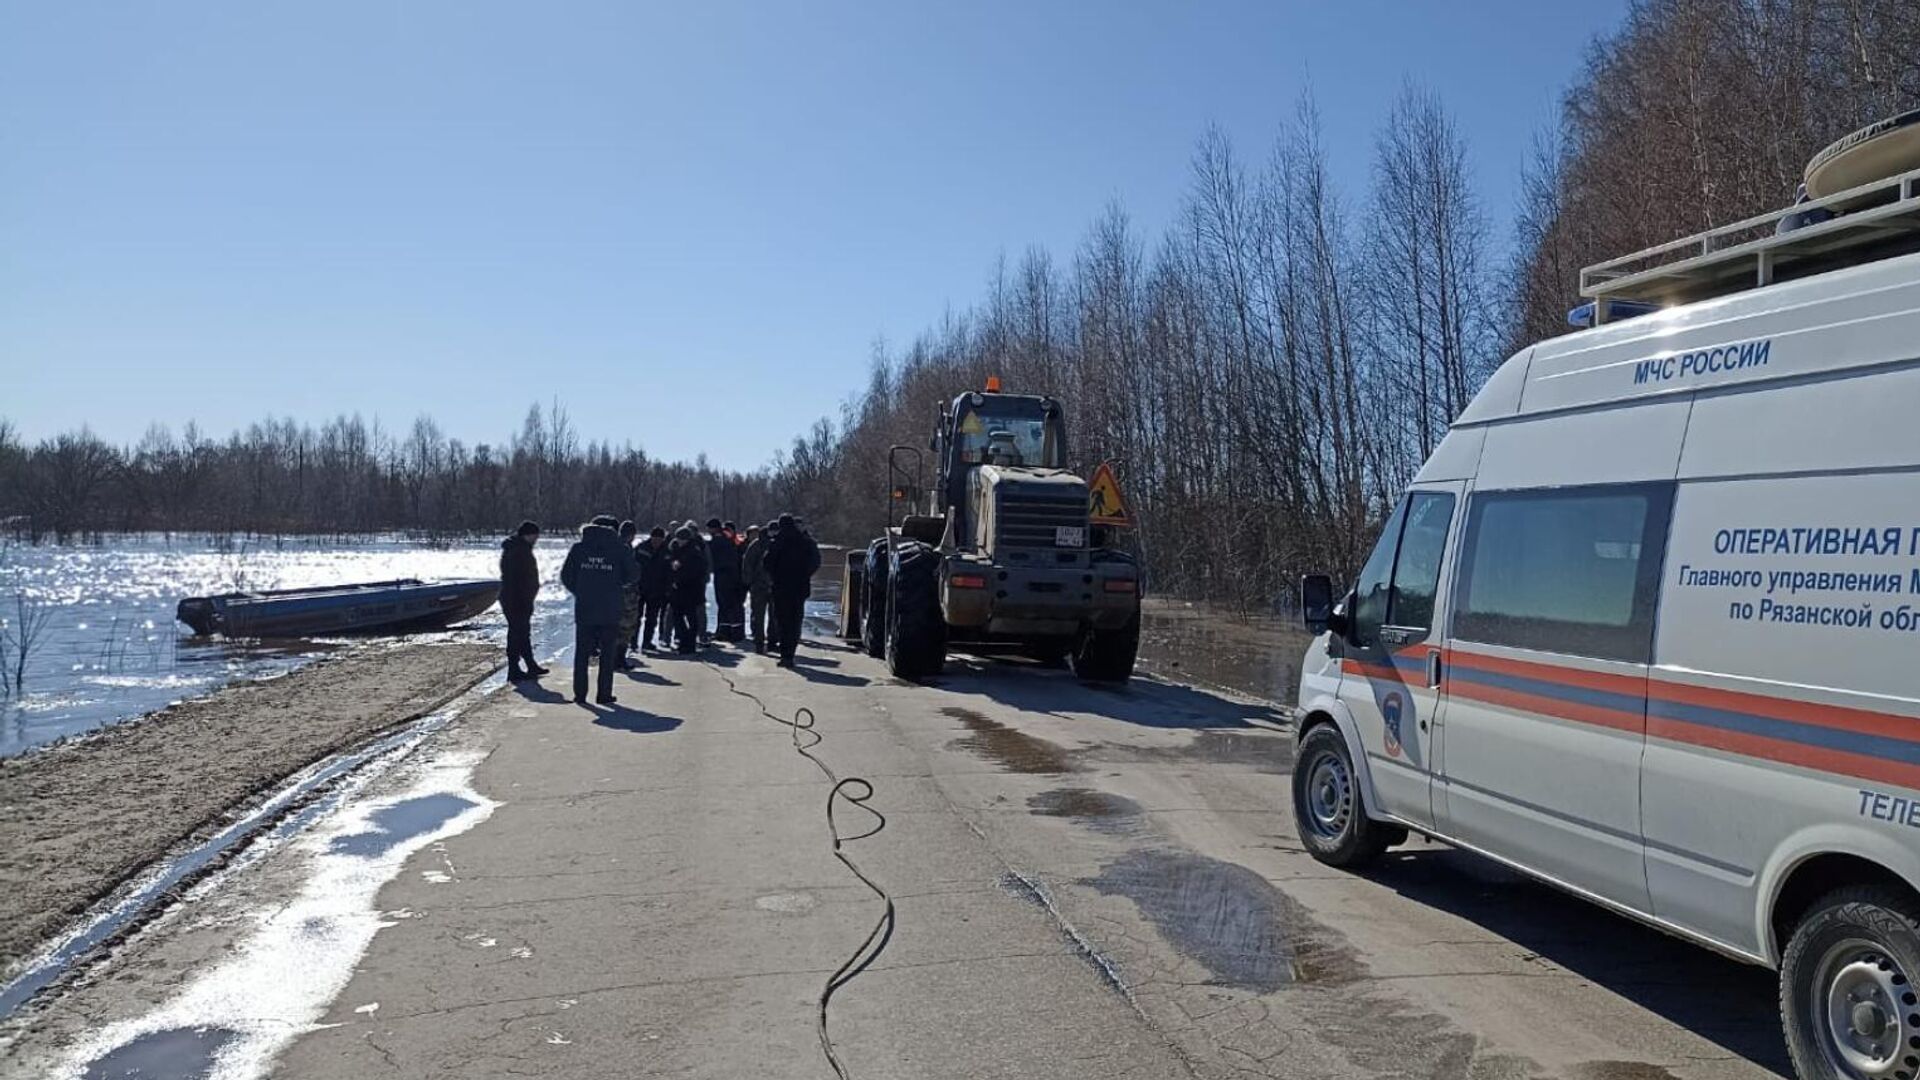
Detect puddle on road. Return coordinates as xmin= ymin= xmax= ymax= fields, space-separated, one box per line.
xmin=1027 ymin=788 xmax=1144 ymax=833
xmin=1567 ymin=1064 xmax=1683 ymax=1080
xmin=1086 ymin=849 xmax=1359 ymax=991
xmin=78 ymin=1025 xmax=235 ymax=1080
xmin=941 ymin=706 xmax=1075 ymax=774
xmin=328 ymin=793 xmax=479 ymax=858
xmin=1087 ymin=729 xmax=1295 ymax=774
xmin=1174 ymin=730 xmax=1294 ymax=772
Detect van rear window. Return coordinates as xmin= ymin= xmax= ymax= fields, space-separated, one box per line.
xmin=1453 ymin=483 xmax=1674 ymax=663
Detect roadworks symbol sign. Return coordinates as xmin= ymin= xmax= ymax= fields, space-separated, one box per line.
xmin=1088 ymin=462 xmax=1131 ymax=526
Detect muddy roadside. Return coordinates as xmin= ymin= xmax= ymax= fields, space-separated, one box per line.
xmin=1134 ymin=596 xmax=1315 ymax=705
xmin=0 ymin=642 xmax=498 ymax=974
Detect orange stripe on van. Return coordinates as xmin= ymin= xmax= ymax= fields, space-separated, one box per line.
xmin=1445 ymin=648 xmax=1647 ymax=697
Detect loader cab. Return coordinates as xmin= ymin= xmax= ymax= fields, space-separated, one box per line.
xmin=935 ymin=390 xmax=1067 ymax=534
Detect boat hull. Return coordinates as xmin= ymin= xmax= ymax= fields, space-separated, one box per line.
xmin=176 ymin=579 xmax=500 ymax=638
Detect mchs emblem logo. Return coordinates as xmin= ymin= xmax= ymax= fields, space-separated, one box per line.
xmin=1382 ymin=692 xmax=1405 ymax=758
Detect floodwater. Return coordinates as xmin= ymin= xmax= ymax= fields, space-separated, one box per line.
xmin=1 ymin=534 xmax=562 ymax=756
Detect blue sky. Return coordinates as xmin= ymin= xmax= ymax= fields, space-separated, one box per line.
xmin=1 ymin=1 xmax=1629 ymax=472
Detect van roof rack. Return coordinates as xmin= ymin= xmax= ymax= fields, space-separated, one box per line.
xmin=1579 ymin=165 xmax=1920 ymax=323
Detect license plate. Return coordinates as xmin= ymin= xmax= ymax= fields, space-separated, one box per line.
xmin=1054 ymin=526 xmax=1086 ymax=548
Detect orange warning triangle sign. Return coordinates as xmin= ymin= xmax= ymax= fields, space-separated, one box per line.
xmin=1087 ymin=462 xmax=1131 ymax=526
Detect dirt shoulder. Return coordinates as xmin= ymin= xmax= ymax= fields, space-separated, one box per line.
xmin=1135 ymin=596 xmax=1315 ymax=705
xmin=0 ymin=642 xmax=498 ymax=974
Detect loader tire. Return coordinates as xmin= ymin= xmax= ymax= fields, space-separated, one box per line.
xmin=1071 ymin=611 xmax=1139 ymax=683
xmin=886 ymin=542 xmax=946 ymax=680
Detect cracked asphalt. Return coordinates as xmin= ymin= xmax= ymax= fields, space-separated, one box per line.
xmin=12 ymin=637 xmax=1795 ymax=1079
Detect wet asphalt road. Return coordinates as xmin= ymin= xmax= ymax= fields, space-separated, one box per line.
xmin=6 ymin=637 xmax=1790 ymax=1080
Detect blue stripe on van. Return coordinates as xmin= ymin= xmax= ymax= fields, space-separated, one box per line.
xmin=1445 ymin=662 xmax=1647 ymax=718
xmin=1646 ymin=697 xmax=1920 ymax=767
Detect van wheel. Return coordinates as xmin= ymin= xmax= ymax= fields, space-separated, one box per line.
xmin=1781 ymin=886 xmax=1920 ymax=1080
xmin=1292 ymin=724 xmax=1393 ymax=867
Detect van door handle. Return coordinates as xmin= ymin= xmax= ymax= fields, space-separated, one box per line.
xmin=1426 ymin=650 xmax=1443 ymax=689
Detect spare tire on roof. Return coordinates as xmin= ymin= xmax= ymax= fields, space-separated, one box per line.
xmin=1804 ymin=108 xmax=1920 ymax=201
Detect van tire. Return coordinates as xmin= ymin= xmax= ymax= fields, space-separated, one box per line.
xmin=1780 ymin=885 xmax=1920 ymax=1080
xmin=1292 ymin=724 xmax=1392 ymax=867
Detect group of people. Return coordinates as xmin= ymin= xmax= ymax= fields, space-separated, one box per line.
xmin=497 ymin=513 xmax=821 ymax=705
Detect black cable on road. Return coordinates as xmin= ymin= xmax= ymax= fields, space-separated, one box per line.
xmin=705 ymin=661 xmax=894 ymax=1080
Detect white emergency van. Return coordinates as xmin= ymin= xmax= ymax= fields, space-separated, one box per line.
xmin=1293 ymin=119 xmax=1920 ymax=1080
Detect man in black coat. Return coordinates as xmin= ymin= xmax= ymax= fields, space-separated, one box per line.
xmin=637 ymin=526 xmax=672 ymax=651
xmin=707 ymin=516 xmax=745 ymax=643
xmin=499 ymin=520 xmax=546 ymax=681
xmin=686 ymin=522 xmax=712 ymax=644
xmin=666 ymin=525 xmax=708 ymax=653
xmin=762 ymin=513 xmax=821 ymax=668
xmin=560 ymin=515 xmax=638 ymax=705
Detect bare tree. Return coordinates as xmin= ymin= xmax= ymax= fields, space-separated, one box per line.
xmin=1 ymin=593 xmax=53 ymax=697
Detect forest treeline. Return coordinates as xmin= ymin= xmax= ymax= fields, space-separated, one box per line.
xmin=777 ymin=0 xmax=1920 ymax=607
xmin=0 ymin=405 xmax=783 ymax=542
xmin=6 ymin=0 xmax=1918 ymax=608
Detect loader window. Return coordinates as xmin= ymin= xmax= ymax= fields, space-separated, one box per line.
xmin=953 ymin=410 xmax=1061 ymax=468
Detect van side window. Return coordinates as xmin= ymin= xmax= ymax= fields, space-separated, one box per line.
xmin=1387 ymin=492 xmax=1455 ymax=632
xmin=1453 ymin=483 xmax=1674 ymax=663
xmin=1349 ymin=499 xmax=1408 ymax=647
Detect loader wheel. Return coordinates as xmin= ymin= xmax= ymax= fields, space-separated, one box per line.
xmin=863 ymin=539 xmax=890 ymax=659
xmin=1071 ymin=611 xmax=1139 ymax=683
xmin=885 ymin=543 xmax=946 ymax=679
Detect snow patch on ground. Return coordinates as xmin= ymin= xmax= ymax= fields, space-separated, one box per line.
xmin=56 ymin=747 xmax=497 ymax=1080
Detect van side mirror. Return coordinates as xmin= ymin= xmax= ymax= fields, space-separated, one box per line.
xmin=1301 ymin=574 xmax=1335 ymax=634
